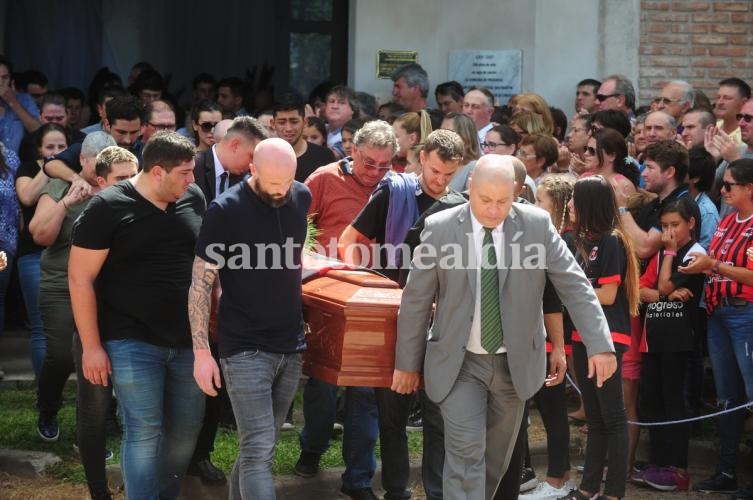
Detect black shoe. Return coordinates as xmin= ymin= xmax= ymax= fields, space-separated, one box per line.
xmin=693 ymin=471 xmax=737 ymax=493
xmin=520 ymin=466 xmax=538 ymax=492
xmin=733 ymin=483 xmax=753 ymax=499
xmin=406 ymin=408 xmax=423 ymax=431
xmin=339 ymin=485 xmax=378 ymax=500
xmin=72 ymin=443 xmax=114 ymax=461
xmin=187 ymin=458 xmax=226 ymax=485
xmin=37 ymin=413 xmax=59 ymax=442
xmin=294 ymin=451 xmax=321 ymax=478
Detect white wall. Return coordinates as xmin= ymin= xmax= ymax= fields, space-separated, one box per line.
xmin=350 ymin=0 xmax=640 ymax=115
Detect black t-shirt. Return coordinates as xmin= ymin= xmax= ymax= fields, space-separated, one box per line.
xmin=352 ymin=184 xmax=441 ymax=282
xmin=635 ymin=184 xmax=702 ymax=235
xmin=574 ymin=232 xmax=631 ymax=346
xmin=71 ymin=181 xmax=206 ymax=348
xmin=297 ymin=142 xmax=335 ymax=183
xmin=195 ymin=180 xmax=312 ymax=357
xmin=15 ymin=161 xmax=45 ymax=256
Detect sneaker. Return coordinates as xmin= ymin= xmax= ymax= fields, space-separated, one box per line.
xmin=37 ymin=413 xmax=59 ymax=442
xmin=72 ymin=443 xmax=115 ymax=461
xmin=642 ymin=466 xmax=689 ymax=491
xmin=629 ymin=464 xmax=658 ymax=484
xmin=520 ymin=467 xmax=539 ymax=492
xmin=693 ymin=471 xmax=737 ymax=493
xmin=555 ymin=489 xmax=597 ymax=500
xmin=406 ymin=415 xmax=423 ymax=432
xmin=281 ymin=421 xmax=295 ymax=431
xmin=339 ymin=485 xmax=378 ymax=499
xmin=733 ymin=482 xmax=753 ymax=499
xmin=520 ymin=479 xmax=577 ymax=499
xmin=293 ymin=451 xmax=321 ymax=478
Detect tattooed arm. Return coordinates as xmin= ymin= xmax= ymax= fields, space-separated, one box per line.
xmin=189 ymin=256 xmax=221 ymax=396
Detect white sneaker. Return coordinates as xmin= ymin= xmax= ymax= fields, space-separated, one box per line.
xmin=518 ymin=479 xmax=577 ymax=500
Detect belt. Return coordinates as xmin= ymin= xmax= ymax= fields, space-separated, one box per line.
xmin=718 ymin=296 xmax=749 ymax=307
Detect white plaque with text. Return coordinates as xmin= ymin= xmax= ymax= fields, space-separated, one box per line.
xmin=448 ymin=50 xmax=522 ymax=105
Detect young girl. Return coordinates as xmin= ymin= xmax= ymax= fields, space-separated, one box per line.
xmin=562 ymin=175 xmax=640 ymax=500
xmin=635 ymin=198 xmax=705 ymax=491
xmin=519 ymin=175 xmax=577 ymax=499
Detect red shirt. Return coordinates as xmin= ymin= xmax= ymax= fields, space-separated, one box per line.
xmin=705 ymin=212 xmax=753 ymax=313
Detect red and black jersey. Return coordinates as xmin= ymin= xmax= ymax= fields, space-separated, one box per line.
xmin=572 ymin=232 xmax=632 ymax=346
xmin=705 ymin=212 xmax=753 ymax=314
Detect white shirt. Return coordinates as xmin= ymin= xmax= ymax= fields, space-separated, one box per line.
xmin=467 ymin=211 xmax=507 ymax=354
xmin=477 ymin=122 xmax=494 ymax=148
xmin=212 ymin=145 xmax=228 ymax=197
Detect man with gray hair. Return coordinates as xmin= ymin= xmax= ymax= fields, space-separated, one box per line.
xmin=596 ymin=74 xmax=636 ymax=116
xmin=643 ymin=110 xmax=677 ymax=146
xmin=392 ymin=62 xmax=429 ymax=112
xmin=655 ymin=80 xmax=695 ymax=121
xmin=294 ymin=120 xmax=398 ymax=499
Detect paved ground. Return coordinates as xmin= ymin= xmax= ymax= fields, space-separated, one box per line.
xmin=1 ymin=328 xmax=749 ymax=499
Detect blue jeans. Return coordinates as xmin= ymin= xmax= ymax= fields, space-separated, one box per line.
xmin=221 ymin=349 xmax=302 ymax=500
xmin=106 ymin=339 xmax=205 ymax=500
xmin=707 ymin=303 xmax=753 ymax=476
xmin=17 ymin=252 xmax=45 ymax=378
xmin=300 ymin=378 xmax=378 ymax=489
xmin=0 ymin=252 xmax=14 ymax=337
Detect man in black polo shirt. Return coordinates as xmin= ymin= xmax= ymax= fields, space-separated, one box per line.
xmin=69 ymin=132 xmax=206 ymax=499
xmin=190 ymin=138 xmax=311 ymax=499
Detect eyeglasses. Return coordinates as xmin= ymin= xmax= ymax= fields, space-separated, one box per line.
xmin=360 ymin=155 xmax=392 ymax=171
xmin=516 ymin=151 xmax=537 ymax=160
xmin=481 ymin=141 xmax=508 ymax=149
xmin=147 ymin=121 xmax=176 ymax=131
xmin=198 ymin=121 xmax=218 ymax=132
xmin=653 ymin=96 xmax=682 ymax=105
xmin=736 ymin=113 xmax=753 ymax=124
xmin=595 ymin=93 xmax=620 ymax=102
xmin=584 ymin=146 xmax=597 ymax=156
xmin=722 ymin=180 xmax=748 ymax=191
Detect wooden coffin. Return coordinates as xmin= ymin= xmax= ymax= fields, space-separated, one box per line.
xmin=301 ymin=253 xmax=402 ymax=388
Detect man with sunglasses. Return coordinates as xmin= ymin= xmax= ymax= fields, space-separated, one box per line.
xmin=654 ymin=80 xmax=695 ymax=122
xmin=273 ymin=93 xmax=334 ymax=183
xmin=294 ymin=120 xmax=398 ymax=500
xmin=338 ymin=130 xmax=465 ymax=500
xmin=595 ymin=74 xmax=636 ymax=117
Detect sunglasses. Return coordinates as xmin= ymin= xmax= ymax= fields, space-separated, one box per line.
xmin=595 ymin=93 xmax=620 ymax=102
xmin=147 ymin=121 xmax=176 ymax=131
xmin=722 ymin=180 xmax=748 ymax=191
xmin=736 ymin=113 xmax=753 ymax=124
xmin=198 ymin=121 xmax=218 ymax=132
xmin=584 ymin=146 xmax=597 ymax=155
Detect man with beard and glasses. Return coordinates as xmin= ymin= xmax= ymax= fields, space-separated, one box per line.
xmin=190 ymin=138 xmax=311 ymax=499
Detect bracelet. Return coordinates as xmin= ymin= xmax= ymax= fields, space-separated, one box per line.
xmin=712 ymin=260 xmax=722 ymax=274
xmin=618 ymin=207 xmax=628 ymax=215
xmin=663 ymin=250 xmax=677 ymax=257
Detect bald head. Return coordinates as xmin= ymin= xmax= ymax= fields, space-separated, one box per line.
xmin=213 ymin=119 xmax=234 ymax=142
xmin=251 ymin=138 xmax=297 ymax=207
xmin=644 ymin=110 xmax=677 ymax=145
xmin=468 ymin=154 xmax=516 ymax=228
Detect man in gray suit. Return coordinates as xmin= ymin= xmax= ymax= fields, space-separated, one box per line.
xmin=392 ymin=155 xmax=617 ymax=500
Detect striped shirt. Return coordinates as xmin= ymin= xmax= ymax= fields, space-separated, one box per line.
xmin=705 ymin=212 xmax=753 ymax=313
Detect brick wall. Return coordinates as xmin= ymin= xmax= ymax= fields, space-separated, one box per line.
xmin=639 ymin=1 xmax=753 ymax=107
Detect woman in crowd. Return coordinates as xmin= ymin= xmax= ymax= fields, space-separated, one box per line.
xmin=15 ymin=123 xmax=69 ymax=379
xmin=679 ymin=158 xmax=753 ymax=497
xmin=519 ymin=174 xmax=577 ymax=500
xmin=562 ymin=176 xmax=639 ymax=500
xmin=441 ymin=112 xmax=481 ymax=191
xmin=482 ymin=124 xmax=520 ymax=157
xmin=340 ymin=118 xmax=365 ymax=160
xmin=512 ymin=92 xmax=555 ymax=136
xmin=190 ymin=100 xmax=223 ymax=152
xmin=302 ymin=116 xmax=327 ymax=147
xmin=392 ymin=110 xmax=431 ymax=172
xmin=566 ymin=115 xmax=591 ymax=176
xmin=510 ymin=111 xmax=547 ymax=138
xmin=635 ymin=197 xmax=705 ymax=492
xmin=517 ymin=134 xmax=560 ymax=184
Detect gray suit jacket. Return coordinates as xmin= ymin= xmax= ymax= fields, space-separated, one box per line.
xmin=396 ymin=202 xmax=614 ymax=403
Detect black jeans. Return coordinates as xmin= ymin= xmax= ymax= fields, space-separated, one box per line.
xmin=534 ymin=377 xmax=570 ymax=477
xmin=640 ymin=351 xmax=689 ymax=468
xmin=73 ymin=332 xmax=115 ymax=498
xmin=38 ymin=289 xmax=75 ymax=416
xmin=573 ymin=342 xmax=627 ymax=499
xmin=374 ymin=388 xmax=443 ymax=499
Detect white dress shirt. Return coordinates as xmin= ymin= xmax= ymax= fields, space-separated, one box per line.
xmin=212 ymin=145 xmax=228 ymax=197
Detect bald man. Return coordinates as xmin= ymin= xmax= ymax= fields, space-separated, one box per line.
xmin=190 ymin=137 xmax=312 ymax=499
xmin=392 ymin=155 xmax=616 ymax=499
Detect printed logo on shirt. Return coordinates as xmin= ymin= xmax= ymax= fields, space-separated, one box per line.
xmin=744 ymin=228 xmax=753 ymax=239
xmin=589 ymin=246 xmax=599 ymax=261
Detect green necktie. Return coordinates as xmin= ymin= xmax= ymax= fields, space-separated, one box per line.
xmin=480 ymin=228 xmax=503 ymax=354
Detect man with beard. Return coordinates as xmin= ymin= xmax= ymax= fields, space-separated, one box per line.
xmin=190 ymin=138 xmax=311 ymax=499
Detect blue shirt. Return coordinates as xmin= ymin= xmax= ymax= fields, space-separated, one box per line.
xmin=0 ymin=145 xmax=20 ymax=255
xmin=0 ymin=93 xmax=39 ymax=153
xmin=694 ymin=191 xmax=719 ymax=251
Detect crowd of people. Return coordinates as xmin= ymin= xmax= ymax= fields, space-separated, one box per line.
xmin=0 ymin=52 xmax=752 ymax=500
